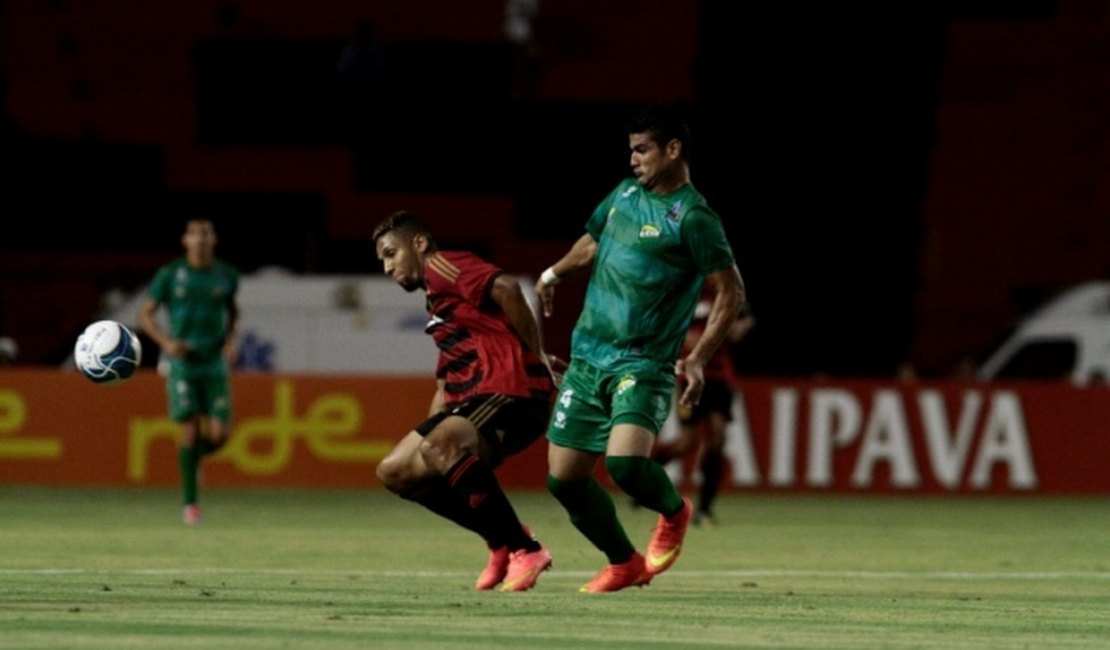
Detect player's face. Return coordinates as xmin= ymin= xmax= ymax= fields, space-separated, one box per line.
xmin=629 ymin=132 xmax=678 ymax=192
xmin=376 ymin=231 xmax=425 ymax=292
xmin=182 ymin=220 xmax=217 ymax=260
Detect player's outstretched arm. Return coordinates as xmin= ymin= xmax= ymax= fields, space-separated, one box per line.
xmin=535 ymin=234 xmax=597 ymax=318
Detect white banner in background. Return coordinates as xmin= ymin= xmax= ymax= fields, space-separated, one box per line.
xmin=97 ymin=271 xmax=540 ymax=375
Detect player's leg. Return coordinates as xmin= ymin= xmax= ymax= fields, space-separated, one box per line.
xmin=177 ymin=373 xmax=232 ymax=524
xmin=375 ymin=430 xmax=430 ymax=493
xmin=167 ymin=372 xmax=203 ymax=523
xmin=199 ymin=368 xmax=232 ymax=453
xmin=468 ymin=396 xmax=554 ymax=591
xmin=695 ymin=410 xmax=728 ymax=526
xmin=607 ymin=423 xmax=682 ymax=515
xmin=546 ymin=365 xmax=650 ymax=592
xmin=377 ymin=399 xmax=549 ymax=591
xmin=376 ymin=430 xmax=486 ymax=538
xmin=419 ymin=411 xmax=540 ymax=553
xmin=178 ymin=417 xmax=205 ymax=524
xmin=605 ymin=374 xmax=686 ymax=518
xmin=603 ymin=374 xmax=691 ymax=577
xmin=652 ymin=421 xmax=698 ymax=466
xmin=421 ymin=400 xmax=550 ymax=591
xmin=547 ymin=366 xmax=640 ymax=565
xmin=547 ymin=443 xmax=624 ymax=552
xmin=693 ymin=380 xmax=732 ymax=525
xmin=193 ymin=373 xmax=232 ymax=471
xmin=651 ymin=390 xmax=700 ymax=466
xmin=547 ymin=442 xmax=649 ymax=592
xmin=608 ymin=422 xmax=692 ymax=572
xmin=631 ymin=392 xmax=694 ymax=511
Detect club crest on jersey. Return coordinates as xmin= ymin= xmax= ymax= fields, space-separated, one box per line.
xmin=424 ymin=314 xmax=445 ymax=332
xmin=616 ymin=376 xmax=636 ymax=395
xmin=639 ymin=225 xmax=661 ymax=239
xmin=666 ymin=200 xmax=684 ymax=222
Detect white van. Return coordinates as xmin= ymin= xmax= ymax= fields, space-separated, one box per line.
xmin=977 ymin=281 xmax=1110 ymax=385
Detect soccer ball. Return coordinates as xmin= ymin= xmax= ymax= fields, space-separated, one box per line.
xmin=74 ymin=320 xmax=142 ymax=385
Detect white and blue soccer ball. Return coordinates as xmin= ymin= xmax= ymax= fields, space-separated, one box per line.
xmin=74 ymin=320 xmax=142 ymax=385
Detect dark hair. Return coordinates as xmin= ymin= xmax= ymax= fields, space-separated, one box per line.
xmin=372 ymin=210 xmax=436 ymax=247
xmin=626 ymin=103 xmax=692 ymax=161
xmin=182 ymin=216 xmax=217 ymax=234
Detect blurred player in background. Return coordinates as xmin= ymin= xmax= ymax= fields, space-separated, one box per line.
xmin=373 ymin=211 xmax=560 ymax=592
xmin=138 ymin=218 xmax=240 ymax=526
xmin=534 ymin=103 xmax=746 ymax=592
xmin=652 ymin=297 xmax=754 ymax=526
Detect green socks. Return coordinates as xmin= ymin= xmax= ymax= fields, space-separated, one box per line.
xmin=606 ymin=455 xmax=683 ymax=517
xmin=547 ymin=475 xmax=636 ymax=564
xmin=178 ymin=445 xmax=199 ymax=506
xmin=179 ymin=437 xmax=217 ymax=506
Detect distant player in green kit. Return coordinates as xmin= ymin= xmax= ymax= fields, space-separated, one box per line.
xmin=534 ymin=104 xmax=746 ymax=592
xmin=139 ymin=218 xmax=240 ymax=525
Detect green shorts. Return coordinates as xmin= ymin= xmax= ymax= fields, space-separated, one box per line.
xmin=166 ymin=361 xmax=232 ymax=423
xmin=546 ymin=360 xmax=674 ymax=453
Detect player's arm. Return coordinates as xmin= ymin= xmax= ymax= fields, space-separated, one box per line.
xmin=137 ymin=297 xmax=188 ymax=358
xmin=490 ymin=273 xmax=564 ymax=385
xmin=728 ymin=304 xmax=756 ymax=343
xmin=428 ymin=379 xmax=447 ymax=416
xmin=535 ymin=233 xmax=597 ymax=317
xmin=491 ymin=273 xmax=542 ymax=353
xmin=678 ymin=265 xmax=745 ymax=407
xmin=222 ymin=294 xmax=241 ymax=366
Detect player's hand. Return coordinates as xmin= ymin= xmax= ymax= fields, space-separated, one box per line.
xmin=544 ymin=353 xmax=568 ymax=387
xmin=676 ymin=357 xmax=705 ymax=408
xmin=223 ymin=339 xmax=239 ymax=366
xmin=535 ymin=280 xmax=556 ymax=318
xmin=165 ymin=339 xmax=189 ymax=359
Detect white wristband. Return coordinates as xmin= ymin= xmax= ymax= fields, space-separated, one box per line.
xmin=540 ymin=267 xmax=561 ymax=286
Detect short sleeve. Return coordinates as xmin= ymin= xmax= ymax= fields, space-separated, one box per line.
xmin=441 ymin=252 xmax=502 ymax=306
xmin=585 ymin=181 xmax=632 ymax=241
xmin=682 ymin=207 xmax=735 ymax=274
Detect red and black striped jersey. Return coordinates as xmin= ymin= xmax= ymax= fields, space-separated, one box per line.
xmin=423 ymin=251 xmax=554 ymax=406
xmin=680 ymin=297 xmax=737 ymax=383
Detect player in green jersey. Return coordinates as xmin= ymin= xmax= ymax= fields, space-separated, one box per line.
xmin=535 ymin=103 xmax=746 ymax=592
xmin=138 ymin=218 xmax=240 ymax=525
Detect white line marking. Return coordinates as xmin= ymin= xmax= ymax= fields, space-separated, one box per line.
xmin=1 ymin=568 xmax=1108 ymax=580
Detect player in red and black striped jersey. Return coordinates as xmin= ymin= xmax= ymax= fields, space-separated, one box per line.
xmin=372 ymin=211 xmax=560 ymax=592
xmin=651 ymin=294 xmax=754 ymax=526
xmin=421 ymin=250 xmax=555 ymax=409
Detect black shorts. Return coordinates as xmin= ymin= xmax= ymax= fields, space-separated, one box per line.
xmin=677 ymin=379 xmax=734 ymax=425
xmin=415 ymin=393 xmax=551 ymax=465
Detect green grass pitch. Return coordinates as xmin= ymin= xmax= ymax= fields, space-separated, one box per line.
xmin=1 ymin=487 xmax=1108 ymax=649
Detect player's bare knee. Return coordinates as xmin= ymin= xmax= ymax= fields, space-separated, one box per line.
xmin=375 ymin=457 xmax=407 ymax=493
xmin=180 ymin=426 xmax=200 ymax=447
xmin=207 ymin=425 xmax=230 ymax=449
xmin=417 ymin=435 xmax=466 ymax=474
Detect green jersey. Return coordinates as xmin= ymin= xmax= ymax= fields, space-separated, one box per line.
xmin=570 ymin=179 xmax=735 ymax=373
xmin=148 ymin=257 xmax=240 ymax=367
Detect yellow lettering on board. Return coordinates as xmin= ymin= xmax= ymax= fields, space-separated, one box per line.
xmin=127 ymin=380 xmax=391 ymax=479
xmin=127 ymin=417 xmax=179 ymax=481
xmin=0 ymin=389 xmax=62 ymax=459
